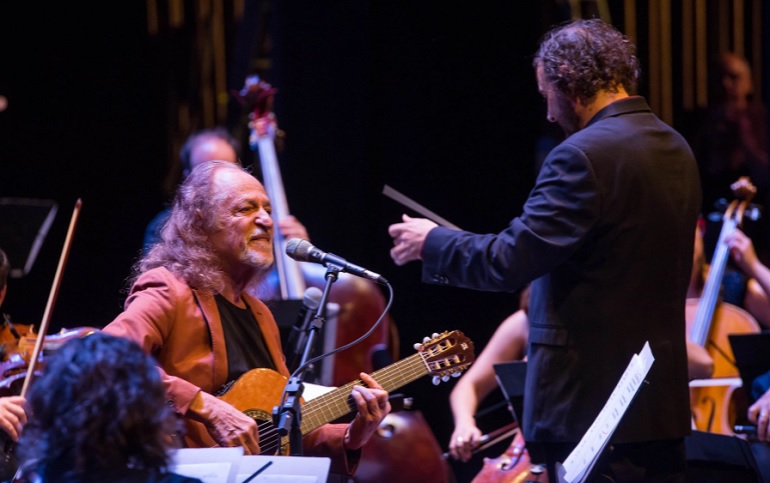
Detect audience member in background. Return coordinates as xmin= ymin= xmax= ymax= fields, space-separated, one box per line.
xmin=15 ymin=332 xmax=202 ymax=482
xmin=687 ymin=52 xmax=769 ymax=296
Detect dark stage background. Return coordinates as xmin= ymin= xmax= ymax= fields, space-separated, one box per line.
xmin=1 ymin=2 xmax=767 ymax=481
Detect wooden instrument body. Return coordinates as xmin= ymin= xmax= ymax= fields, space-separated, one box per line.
xmin=471 ymin=431 xmax=548 ymax=483
xmin=686 ymin=299 xmax=757 ymax=435
xmin=687 ymin=177 xmax=761 ymax=435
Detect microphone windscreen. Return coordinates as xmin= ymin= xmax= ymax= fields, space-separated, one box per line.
xmin=285 ymin=238 xmax=313 ymax=261
xmin=303 ymin=286 xmax=323 ymax=309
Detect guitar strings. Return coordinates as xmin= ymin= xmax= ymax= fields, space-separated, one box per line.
xmin=254 ymin=334 xmax=469 ymax=454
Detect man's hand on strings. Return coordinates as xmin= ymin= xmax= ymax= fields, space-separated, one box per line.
xmin=344 ymin=372 xmax=390 ymax=450
xmin=388 ymin=214 xmax=437 ymax=266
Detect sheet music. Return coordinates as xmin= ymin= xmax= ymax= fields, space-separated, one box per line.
xmin=170 ymin=449 xmax=330 ymax=483
xmin=559 ymin=342 xmax=655 ymax=483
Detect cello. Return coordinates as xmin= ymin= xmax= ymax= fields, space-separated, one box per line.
xmin=233 ymin=74 xmax=394 ymax=385
xmin=688 ymin=176 xmax=761 ymax=435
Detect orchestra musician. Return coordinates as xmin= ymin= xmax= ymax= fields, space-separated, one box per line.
xmin=724 ymin=228 xmax=770 ymax=482
xmin=389 ymin=19 xmax=700 ymax=481
xmin=103 ymin=160 xmax=390 ymax=477
xmin=0 ymin=248 xmax=28 ymax=444
xmin=14 ymin=332 xmax=202 ymax=483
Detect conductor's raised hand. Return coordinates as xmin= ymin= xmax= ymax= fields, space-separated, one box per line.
xmin=388 ymin=214 xmax=438 ymax=266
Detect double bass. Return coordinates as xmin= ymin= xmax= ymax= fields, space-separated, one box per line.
xmin=233 ymin=75 xmax=394 ymax=385
xmin=233 ymin=76 xmax=454 ymax=482
xmin=688 ymin=177 xmax=761 ymax=435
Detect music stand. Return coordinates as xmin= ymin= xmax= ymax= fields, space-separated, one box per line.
xmin=729 ymin=331 xmax=770 ymax=404
xmin=493 ymin=360 xmax=527 ymax=425
xmin=0 ymin=198 xmax=58 ymax=278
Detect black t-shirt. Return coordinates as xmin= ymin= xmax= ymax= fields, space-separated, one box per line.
xmin=215 ymin=294 xmax=276 ymax=384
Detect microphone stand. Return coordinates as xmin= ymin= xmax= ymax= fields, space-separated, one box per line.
xmin=273 ymin=264 xmax=341 ymax=456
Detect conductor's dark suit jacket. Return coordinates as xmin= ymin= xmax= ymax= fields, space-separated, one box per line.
xmin=422 ymin=96 xmax=701 ymax=444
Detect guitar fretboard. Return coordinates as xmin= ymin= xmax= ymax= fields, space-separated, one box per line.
xmin=300 ymin=351 xmax=429 ymax=434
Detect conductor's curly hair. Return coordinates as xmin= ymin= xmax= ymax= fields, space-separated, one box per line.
xmin=533 ymin=18 xmax=641 ymax=104
xmin=17 ymin=332 xmax=183 ymax=480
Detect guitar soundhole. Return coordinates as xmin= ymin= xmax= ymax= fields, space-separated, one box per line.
xmin=244 ymin=408 xmax=282 ymax=455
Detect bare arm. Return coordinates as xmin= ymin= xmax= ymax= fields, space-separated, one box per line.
xmin=448 ymin=310 xmax=528 ymax=462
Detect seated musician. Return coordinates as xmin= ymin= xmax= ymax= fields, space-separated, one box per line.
xmin=0 ymin=248 xmax=27 ymax=444
xmin=15 ymin=332 xmax=202 ymax=482
xmin=724 ymin=227 xmax=770 ymax=482
xmin=104 ymin=160 xmax=390 ymax=476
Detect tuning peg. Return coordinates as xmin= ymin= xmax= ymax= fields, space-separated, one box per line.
xmin=452 ymin=371 xmax=462 ymax=377
xmin=432 ymin=376 xmax=440 ymax=385
xmin=423 ymin=336 xmax=431 ymax=343
xmin=442 ymin=375 xmax=450 ymax=382
xmin=432 ymin=333 xmax=439 ymax=339
xmin=413 ymin=342 xmax=422 ymax=350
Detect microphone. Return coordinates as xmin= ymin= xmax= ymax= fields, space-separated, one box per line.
xmin=297 ymin=286 xmax=323 ymax=327
xmin=287 ymin=286 xmax=323 ymax=371
xmin=285 ymin=238 xmax=388 ymax=284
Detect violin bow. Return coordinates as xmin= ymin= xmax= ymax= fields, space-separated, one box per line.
xmin=19 ymin=198 xmax=82 ymax=397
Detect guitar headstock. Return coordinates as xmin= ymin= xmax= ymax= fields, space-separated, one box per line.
xmin=414 ymin=330 xmax=475 ymax=385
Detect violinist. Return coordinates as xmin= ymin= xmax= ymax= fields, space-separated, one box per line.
xmin=0 ymin=248 xmax=27 ymax=444
xmin=390 ymin=19 xmax=700 ymax=481
xmin=14 ymin=332 xmax=202 ymax=483
xmin=104 ymin=160 xmax=390 ymax=477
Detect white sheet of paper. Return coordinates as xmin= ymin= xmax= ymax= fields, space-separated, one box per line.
xmin=560 ymin=341 xmax=655 ymax=483
xmin=169 ymin=449 xmax=331 ymax=483
xmin=170 ymin=447 xmax=243 ymax=483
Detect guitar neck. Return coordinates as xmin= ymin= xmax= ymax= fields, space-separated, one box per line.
xmin=300 ymin=352 xmax=429 ymax=435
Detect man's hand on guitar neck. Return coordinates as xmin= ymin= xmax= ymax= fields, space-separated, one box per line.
xmin=344 ymin=372 xmax=391 ymax=450
xmin=188 ymin=390 xmax=261 ymax=454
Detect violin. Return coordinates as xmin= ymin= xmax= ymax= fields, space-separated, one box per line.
xmin=471 ymin=429 xmax=548 ymax=483
xmin=233 ymin=76 xmax=393 ymax=385
xmin=0 ymin=199 xmax=90 ymax=480
xmin=688 ymin=177 xmax=761 ymax=435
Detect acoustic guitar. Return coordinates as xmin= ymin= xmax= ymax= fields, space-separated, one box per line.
xmin=218 ymin=330 xmax=475 ymax=455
